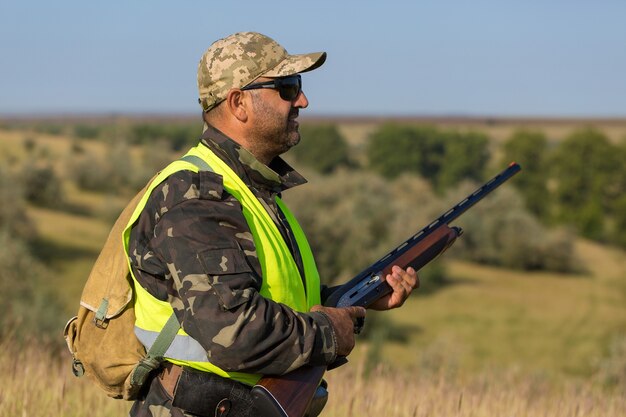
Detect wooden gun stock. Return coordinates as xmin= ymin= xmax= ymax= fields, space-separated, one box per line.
xmin=252 ymin=366 xmax=325 ymax=417
xmin=252 ymin=163 xmax=522 ymax=417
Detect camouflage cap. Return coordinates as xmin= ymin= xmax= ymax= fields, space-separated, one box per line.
xmin=198 ymin=32 xmax=327 ymax=112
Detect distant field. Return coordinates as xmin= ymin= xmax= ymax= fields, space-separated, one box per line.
xmin=3 ymin=114 xmax=626 ymax=144
xmin=307 ymin=115 xmax=626 ymax=145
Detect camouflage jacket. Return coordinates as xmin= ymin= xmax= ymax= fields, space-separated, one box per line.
xmin=128 ymin=125 xmax=337 ymax=376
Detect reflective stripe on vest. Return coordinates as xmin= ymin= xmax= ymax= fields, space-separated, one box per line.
xmin=123 ymin=143 xmax=321 ymax=386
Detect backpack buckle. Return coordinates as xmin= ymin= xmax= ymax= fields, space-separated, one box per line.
xmin=72 ymin=359 xmax=85 ymax=377
xmin=94 ymin=298 xmax=109 ymax=329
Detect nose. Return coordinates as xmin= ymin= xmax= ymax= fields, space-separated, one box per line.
xmin=293 ymin=90 xmax=309 ymax=108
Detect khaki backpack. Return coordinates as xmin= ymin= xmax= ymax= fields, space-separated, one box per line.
xmin=63 ymin=177 xmax=180 ymax=400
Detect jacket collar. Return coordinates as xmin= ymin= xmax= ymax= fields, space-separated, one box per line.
xmin=199 ymin=124 xmax=307 ymax=194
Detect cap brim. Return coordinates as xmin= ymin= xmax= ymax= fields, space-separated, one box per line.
xmin=262 ymin=51 xmax=327 ymax=77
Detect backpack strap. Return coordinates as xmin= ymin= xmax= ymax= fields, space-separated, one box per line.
xmin=129 ymin=153 xmax=215 ymax=388
xmin=180 ymin=154 xmax=214 ymax=172
xmin=130 ymin=313 xmax=181 ymax=387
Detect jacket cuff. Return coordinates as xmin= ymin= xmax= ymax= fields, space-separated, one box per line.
xmin=307 ymin=311 xmax=338 ymax=366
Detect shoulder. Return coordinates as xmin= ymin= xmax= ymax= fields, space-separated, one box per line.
xmin=146 ymin=169 xmax=227 ymax=214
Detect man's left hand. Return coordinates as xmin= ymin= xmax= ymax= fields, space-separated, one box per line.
xmin=368 ymin=265 xmax=419 ymax=310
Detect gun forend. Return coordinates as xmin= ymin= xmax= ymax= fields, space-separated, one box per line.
xmin=326 ymin=224 xmax=460 ymax=308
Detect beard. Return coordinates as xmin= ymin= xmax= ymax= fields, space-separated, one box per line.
xmin=250 ymin=93 xmax=301 ymax=157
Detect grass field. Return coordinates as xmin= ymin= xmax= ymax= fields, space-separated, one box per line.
xmin=1 ymin=118 xmax=625 ymax=415
xmin=1 ymin=339 xmax=624 ymax=417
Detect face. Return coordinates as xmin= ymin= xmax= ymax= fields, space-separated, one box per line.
xmin=245 ymin=76 xmax=309 ymax=160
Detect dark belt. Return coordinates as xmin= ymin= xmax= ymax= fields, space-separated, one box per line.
xmin=157 ymin=363 xmax=327 ymax=417
xmin=157 ymin=362 xmax=255 ymax=417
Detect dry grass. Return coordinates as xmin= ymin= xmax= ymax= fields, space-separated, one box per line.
xmin=1 ymin=339 xmax=623 ymax=417
xmin=324 ymin=357 xmax=626 ymax=417
xmin=0 ymin=129 xmax=105 ymax=176
xmin=0 ymin=338 xmax=130 ymax=417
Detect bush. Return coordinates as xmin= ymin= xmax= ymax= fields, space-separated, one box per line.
xmin=70 ymin=153 xmax=113 ymax=192
xmin=291 ymin=124 xmax=352 ymax=174
xmin=448 ymin=183 xmax=580 ymax=273
xmin=74 ymin=124 xmax=102 ymax=139
xmin=0 ymin=231 xmax=37 ymax=321
xmin=22 ymin=164 xmax=65 ymax=208
xmin=129 ymin=123 xmax=201 ymax=151
xmin=0 ymin=166 xmax=35 ymax=240
xmin=34 ymin=124 xmax=64 ymax=136
xmin=69 ymin=137 xmax=140 ymax=193
xmin=0 ymin=168 xmax=67 ymax=338
xmin=132 ymin=138 xmax=180 ymax=188
xmin=0 ymin=234 xmax=65 ymax=339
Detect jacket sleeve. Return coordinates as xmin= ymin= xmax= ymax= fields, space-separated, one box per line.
xmin=128 ymin=170 xmax=337 ymax=375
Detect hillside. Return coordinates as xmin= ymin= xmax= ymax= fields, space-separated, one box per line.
xmin=1 ymin=118 xmax=625 ymax=384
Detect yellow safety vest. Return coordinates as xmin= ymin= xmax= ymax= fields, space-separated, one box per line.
xmin=123 ymin=143 xmax=321 ymax=386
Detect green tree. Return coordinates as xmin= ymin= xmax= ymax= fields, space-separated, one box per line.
xmin=501 ymin=130 xmax=550 ymax=220
xmin=436 ymin=130 xmax=489 ymax=190
xmin=291 ymin=124 xmax=352 ymax=174
xmin=551 ymin=128 xmax=620 ymax=240
xmin=366 ymin=124 xmax=444 ymax=181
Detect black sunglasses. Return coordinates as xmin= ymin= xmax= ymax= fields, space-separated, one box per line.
xmin=240 ymin=74 xmax=302 ymax=101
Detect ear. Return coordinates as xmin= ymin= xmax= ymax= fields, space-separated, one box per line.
xmin=224 ymin=89 xmax=249 ymax=122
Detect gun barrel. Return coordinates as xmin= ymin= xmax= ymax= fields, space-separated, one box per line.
xmin=437 ymin=161 xmax=521 ymax=226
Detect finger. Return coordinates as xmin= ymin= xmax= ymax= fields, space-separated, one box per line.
xmin=386 ymin=276 xmax=408 ymax=306
xmin=385 ymin=275 xmax=407 ymax=306
xmin=400 ymin=272 xmax=415 ymax=294
xmin=390 ymin=267 xmax=411 ymax=294
xmin=405 ymin=267 xmax=419 ymax=289
xmin=393 ymin=266 xmax=417 ymax=293
xmin=387 ymin=266 xmax=405 ymax=288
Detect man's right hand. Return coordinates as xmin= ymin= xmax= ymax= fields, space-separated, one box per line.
xmin=311 ymin=305 xmax=366 ymax=357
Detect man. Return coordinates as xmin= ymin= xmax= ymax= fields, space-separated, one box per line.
xmin=126 ymin=32 xmax=418 ymax=417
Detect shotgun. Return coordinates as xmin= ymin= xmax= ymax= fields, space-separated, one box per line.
xmin=251 ymin=162 xmax=522 ymax=417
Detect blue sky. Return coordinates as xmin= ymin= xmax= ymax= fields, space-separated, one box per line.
xmin=1 ymin=1 xmax=625 ymax=117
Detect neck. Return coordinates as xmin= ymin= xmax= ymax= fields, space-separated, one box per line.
xmin=206 ymin=121 xmax=275 ymax=166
